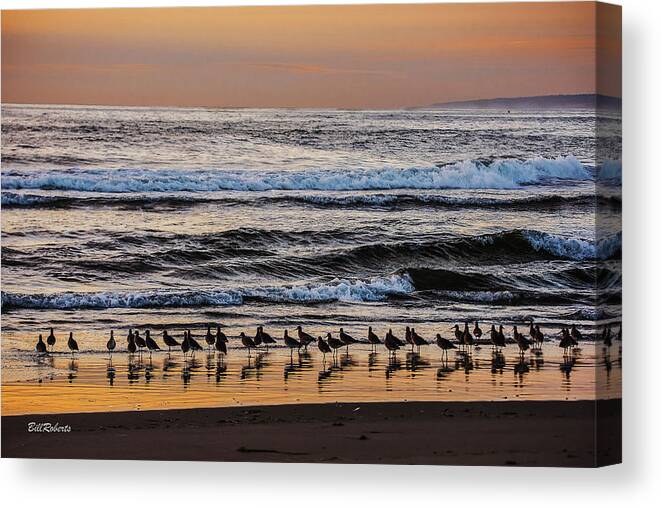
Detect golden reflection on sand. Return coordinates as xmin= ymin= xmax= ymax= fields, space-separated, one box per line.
xmin=2 ymin=342 xmax=621 ymax=416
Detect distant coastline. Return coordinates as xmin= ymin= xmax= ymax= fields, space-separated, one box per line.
xmin=417 ymin=93 xmax=621 ymax=110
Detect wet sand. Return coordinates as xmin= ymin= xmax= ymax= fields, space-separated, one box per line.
xmin=1 ymin=399 xmax=621 ymax=467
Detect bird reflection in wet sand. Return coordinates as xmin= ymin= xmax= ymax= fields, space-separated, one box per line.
xmin=284 ymin=355 xmax=304 ymax=381
xmin=241 ymin=352 xmax=269 ymax=381
xmin=215 ymin=361 xmax=228 ymax=383
xmin=106 ymin=363 xmax=116 ymax=386
xmin=127 ymin=359 xmax=141 ymax=383
xmin=162 ymin=355 xmax=178 ymax=376
xmin=491 ymin=351 xmax=506 ymax=374
xmin=367 ymin=351 xmax=379 ymax=371
xmin=531 ymin=351 xmax=545 ymax=371
xmin=455 ymin=351 xmax=474 ymax=378
xmin=560 ymin=355 xmax=576 ymax=388
xmin=513 ymin=356 xmax=530 ymax=376
xmin=66 ymin=360 xmax=78 ymax=383
xmin=405 ymin=351 xmax=430 ymax=375
xmin=385 ymin=355 xmax=402 ymax=379
xmin=182 ymin=364 xmax=192 ymax=385
xmin=144 ymin=360 xmax=155 ymax=383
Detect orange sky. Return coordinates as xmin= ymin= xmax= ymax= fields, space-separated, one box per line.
xmin=1 ymin=2 xmax=621 ymax=108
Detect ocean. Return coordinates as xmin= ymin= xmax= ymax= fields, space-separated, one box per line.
xmin=1 ymin=104 xmax=621 ymax=403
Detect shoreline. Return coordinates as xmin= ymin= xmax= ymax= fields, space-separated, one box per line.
xmin=2 ymin=398 xmax=621 ymax=467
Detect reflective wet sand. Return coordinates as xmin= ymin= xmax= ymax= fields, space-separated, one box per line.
xmin=2 ymin=341 xmax=621 ymax=415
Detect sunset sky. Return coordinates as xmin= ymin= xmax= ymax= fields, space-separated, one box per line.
xmin=1 ymin=2 xmax=621 ymax=109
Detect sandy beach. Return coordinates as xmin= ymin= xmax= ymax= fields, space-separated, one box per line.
xmin=2 ymin=399 xmax=621 ymax=466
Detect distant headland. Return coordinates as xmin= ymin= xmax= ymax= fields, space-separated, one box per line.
xmin=418 ymin=94 xmax=621 ymax=110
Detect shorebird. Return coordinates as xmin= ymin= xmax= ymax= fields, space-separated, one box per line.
xmin=187 ymin=330 xmax=204 ymax=355
xmin=46 ymin=327 xmax=56 ymax=352
xmin=317 ymin=336 xmax=332 ymax=360
xmin=145 ymin=330 xmax=160 ymax=356
xmin=570 ymin=324 xmax=582 ymax=349
xmin=559 ymin=327 xmax=573 ymax=354
xmin=339 ymin=328 xmax=357 ymax=352
xmin=215 ymin=332 xmax=227 ymax=359
xmin=367 ymin=326 xmax=381 ymax=351
xmin=128 ymin=331 xmax=137 ymax=355
xmin=405 ymin=326 xmax=414 ymax=351
xmin=181 ymin=331 xmax=191 ymax=358
xmin=462 ymin=322 xmax=474 ymax=352
xmin=216 ymin=326 xmax=229 ymax=343
xmin=162 ymin=330 xmax=179 ymax=352
xmin=452 ymin=324 xmax=464 ymax=351
xmin=534 ymin=324 xmax=544 ymax=348
xmin=296 ymin=326 xmax=315 ymax=350
xmin=497 ymin=325 xmax=506 ymax=350
xmin=283 ymin=330 xmax=301 ymax=357
xmin=326 ymin=332 xmax=344 ymax=357
xmin=35 ymin=334 xmax=47 ymax=354
xmin=473 ymin=321 xmax=483 ymax=340
xmin=512 ymin=325 xmax=531 ymax=355
xmin=489 ymin=324 xmax=500 ymax=352
xmin=253 ymin=327 xmax=263 ymax=348
xmin=205 ymin=325 xmax=216 ymax=351
xmin=134 ymin=330 xmax=146 ymax=356
xmin=529 ymin=322 xmax=538 ymax=347
xmin=384 ymin=330 xmax=401 ymax=358
xmin=67 ymin=332 xmax=79 ymax=357
xmin=388 ymin=328 xmax=406 ymax=348
xmin=259 ymin=326 xmax=276 ymax=350
xmin=106 ymin=330 xmax=116 ymax=356
xmin=435 ymin=333 xmax=456 ymax=359
xmin=241 ymin=331 xmax=257 ymax=356
xmin=411 ymin=327 xmax=429 ymax=353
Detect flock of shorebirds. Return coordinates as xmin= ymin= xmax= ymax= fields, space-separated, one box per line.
xmin=34 ymin=321 xmax=621 ymax=360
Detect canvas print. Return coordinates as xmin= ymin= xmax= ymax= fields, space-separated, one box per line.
xmin=1 ymin=2 xmax=621 ymax=466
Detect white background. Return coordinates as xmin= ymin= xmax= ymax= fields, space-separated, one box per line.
xmin=0 ymin=0 xmax=658 ymax=504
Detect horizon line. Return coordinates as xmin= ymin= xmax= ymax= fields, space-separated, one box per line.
xmin=2 ymin=91 xmax=610 ymax=111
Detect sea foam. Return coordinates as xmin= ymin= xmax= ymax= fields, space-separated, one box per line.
xmin=1 ymin=274 xmax=414 ymax=310
xmin=2 ymin=156 xmax=591 ymax=193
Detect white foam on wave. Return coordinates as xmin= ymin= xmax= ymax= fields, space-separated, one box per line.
xmin=1 ymin=274 xmax=414 ymax=310
xmin=2 ymin=156 xmax=591 ymax=193
xmin=522 ymin=230 xmax=621 ymax=260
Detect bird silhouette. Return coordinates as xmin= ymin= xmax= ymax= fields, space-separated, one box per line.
xmin=339 ymin=328 xmax=357 ymax=352
xmin=317 ymin=336 xmax=331 ymax=359
xmin=187 ymin=330 xmax=204 ymax=355
xmin=134 ymin=330 xmax=146 ymax=356
xmin=163 ymin=330 xmax=179 ymax=352
xmin=35 ymin=334 xmax=47 ymax=353
xmin=181 ymin=331 xmax=191 ymax=357
xmin=385 ymin=330 xmax=401 ymax=357
xmin=205 ymin=325 xmax=216 ymax=351
xmin=296 ymin=326 xmax=315 ymax=349
xmin=367 ymin=326 xmax=381 ymax=351
xmin=106 ymin=330 xmax=116 ymax=356
xmin=145 ymin=330 xmax=160 ymax=356
xmin=435 ymin=333 xmax=456 ymax=359
xmin=283 ymin=330 xmax=301 ymax=357
xmin=473 ymin=321 xmax=483 ymax=339
xmin=259 ymin=326 xmax=276 ymax=350
xmin=46 ymin=328 xmax=56 ymax=352
xmin=241 ymin=332 xmax=257 ymax=356
xmin=67 ymin=332 xmax=79 ymax=357
xmin=411 ymin=328 xmax=429 ymax=353
xmin=326 ymin=332 xmax=344 ymax=357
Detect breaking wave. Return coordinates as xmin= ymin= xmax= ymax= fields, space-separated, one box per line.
xmin=2 ymin=156 xmax=591 ymax=193
xmin=1 ymin=274 xmax=415 ymax=310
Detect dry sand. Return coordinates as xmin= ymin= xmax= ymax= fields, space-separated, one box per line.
xmin=1 ymin=399 xmax=621 ymax=467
